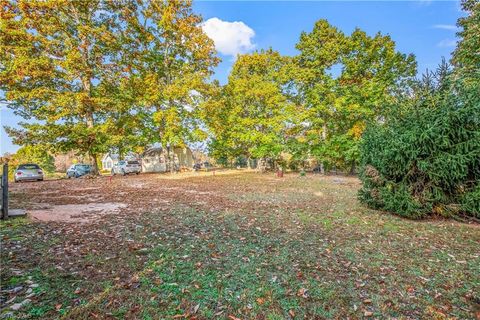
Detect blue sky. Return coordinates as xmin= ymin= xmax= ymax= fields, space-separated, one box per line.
xmin=0 ymin=1 xmax=463 ymax=154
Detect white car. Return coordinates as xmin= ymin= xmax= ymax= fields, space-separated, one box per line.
xmin=111 ymin=160 xmax=141 ymax=175
xmin=14 ymin=163 xmax=44 ymax=182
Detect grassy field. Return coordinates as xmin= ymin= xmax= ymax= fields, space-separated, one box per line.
xmin=1 ymin=171 xmax=479 ymax=319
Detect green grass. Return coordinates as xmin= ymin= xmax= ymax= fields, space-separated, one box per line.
xmin=1 ymin=173 xmax=479 ymax=319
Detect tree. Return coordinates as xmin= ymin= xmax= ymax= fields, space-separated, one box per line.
xmin=358 ymin=1 xmax=480 ymax=219
xmin=201 ymin=81 xmax=244 ymax=164
xmin=1 ymin=1 xmax=218 ymax=173
xmin=124 ymin=0 xmax=218 ymax=172
xmin=4 ymin=145 xmax=55 ymax=180
xmin=205 ymin=49 xmax=296 ymax=169
xmin=1 ymin=0 xmax=137 ymax=174
xmin=358 ymin=64 xmax=480 ymax=219
xmin=13 ymin=145 xmax=55 ymax=173
xmin=451 ymin=0 xmax=480 ymax=86
xmin=294 ymin=20 xmax=416 ymax=172
xmin=98 ymin=63 xmax=153 ymax=158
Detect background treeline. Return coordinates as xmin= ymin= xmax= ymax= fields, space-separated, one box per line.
xmin=1 ymin=0 xmax=416 ymax=175
xmin=205 ymin=23 xmax=417 ymax=173
xmin=2 ymin=1 xmax=478 ymax=218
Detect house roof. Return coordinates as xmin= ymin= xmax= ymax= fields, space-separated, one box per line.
xmin=102 ymin=152 xmax=137 ymax=162
xmin=142 ymin=147 xmax=164 ymax=157
xmin=141 ymin=146 xmax=192 ymax=158
xmin=102 ymin=153 xmax=118 ymax=162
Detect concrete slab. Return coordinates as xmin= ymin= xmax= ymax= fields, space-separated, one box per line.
xmin=8 ymin=209 xmax=26 ymax=217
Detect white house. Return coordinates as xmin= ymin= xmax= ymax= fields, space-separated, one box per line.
xmin=101 ymin=152 xmax=138 ymax=171
xmin=141 ymin=147 xmax=194 ymax=173
xmin=101 ymin=153 xmax=119 ymax=171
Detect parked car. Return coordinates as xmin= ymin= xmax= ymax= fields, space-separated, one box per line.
xmin=193 ymin=163 xmax=202 ymax=171
xmin=14 ymin=163 xmax=44 ymax=182
xmin=193 ymin=162 xmax=213 ymax=171
xmin=203 ymin=161 xmax=212 ymax=168
xmin=66 ymin=164 xmax=92 ymax=178
xmin=312 ymin=166 xmax=322 ymax=174
xmin=112 ymin=160 xmax=141 ymax=175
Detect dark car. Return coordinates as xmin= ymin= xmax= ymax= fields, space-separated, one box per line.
xmin=193 ymin=163 xmax=202 ymax=171
xmin=312 ymin=166 xmax=322 ymax=173
xmin=66 ymin=164 xmax=92 ymax=178
xmin=203 ymin=161 xmax=212 ymax=168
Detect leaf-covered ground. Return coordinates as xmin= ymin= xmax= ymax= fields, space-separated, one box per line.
xmin=1 ymin=171 xmax=479 ymax=319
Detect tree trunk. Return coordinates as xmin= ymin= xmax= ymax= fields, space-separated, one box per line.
xmin=349 ymin=162 xmax=356 ymax=175
xmin=320 ymin=123 xmax=327 ymax=174
xmin=170 ymin=155 xmax=175 ymax=173
xmin=82 ymin=73 xmax=98 ymax=175
xmin=89 ymin=151 xmax=99 ymax=175
xmin=167 ymin=146 xmax=175 ymax=173
xmin=258 ymin=158 xmax=266 ymax=173
xmin=164 ymin=41 xmax=176 ymax=175
xmin=118 ymin=145 xmax=124 ymax=161
xmin=85 ymin=111 xmax=99 ymax=175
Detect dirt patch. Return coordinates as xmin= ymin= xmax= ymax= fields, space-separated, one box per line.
xmin=126 ymin=182 xmax=147 ymax=188
xmin=28 ymin=202 xmax=127 ymax=223
xmin=43 ymin=194 xmax=104 ymax=201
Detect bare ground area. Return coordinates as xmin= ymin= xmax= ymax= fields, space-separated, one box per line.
xmin=1 ymin=171 xmax=479 ymax=319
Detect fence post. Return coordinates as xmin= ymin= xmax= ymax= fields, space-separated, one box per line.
xmin=1 ymin=163 xmax=8 ymax=219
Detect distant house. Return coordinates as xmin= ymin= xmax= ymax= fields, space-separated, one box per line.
xmin=101 ymin=152 xmax=138 ymax=171
xmin=141 ymin=146 xmax=194 ymax=173
xmin=101 ymin=153 xmax=119 ymax=171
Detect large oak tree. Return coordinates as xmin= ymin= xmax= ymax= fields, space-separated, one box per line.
xmin=204 ymin=49 xmax=296 ymax=169
xmin=294 ymin=20 xmax=417 ymax=172
xmin=1 ymin=0 xmax=141 ymax=173
xmin=1 ymin=0 xmax=218 ymax=173
xmin=123 ymin=0 xmax=218 ymax=171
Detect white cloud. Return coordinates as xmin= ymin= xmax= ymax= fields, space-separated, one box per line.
xmin=201 ymin=17 xmax=255 ymax=57
xmin=433 ymin=24 xmax=459 ymax=31
xmin=437 ymin=38 xmax=457 ymax=48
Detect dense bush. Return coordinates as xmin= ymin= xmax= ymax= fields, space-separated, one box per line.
xmin=358 ymin=75 xmax=480 ymax=219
